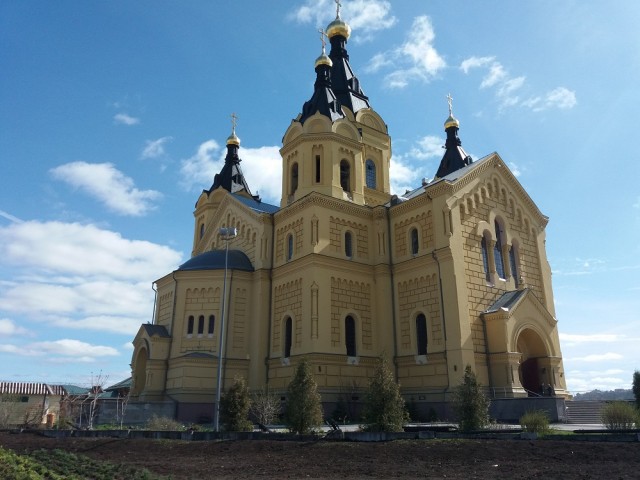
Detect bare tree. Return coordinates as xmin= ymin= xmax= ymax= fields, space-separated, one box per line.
xmin=117 ymin=390 xmax=130 ymax=429
xmin=86 ymin=371 xmax=109 ymax=429
xmin=250 ymin=386 xmax=281 ymax=426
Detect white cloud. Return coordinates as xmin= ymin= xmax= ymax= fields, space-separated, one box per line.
xmin=409 ymin=135 xmax=444 ymax=160
xmin=289 ymin=0 xmax=396 ymax=41
xmin=560 ymin=333 xmax=618 ymax=344
xmin=141 ymin=136 xmax=173 ymax=159
xmin=0 ymin=339 xmax=118 ymax=361
xmin=460 ymin=56 xmax=494 ymax=74
xmin=113 ymin=113 xmax=140 ymax=125
xmin=50 ymin=161 xmax=162 ymax=216
xmin=522 ymin=87 xmax=577 ymax=112
xmin=0 ymin=318 xmax=28 ymax=336
xmin=179 ymin=140 xmax=282 ymax=205
xmin=0 ymin=210 xmax=23 ymax=224
xmin=369 ymin=15 xmax=445 ymax=89
xmin=568 ymin=352 xmax=623 ymax=362
xmin=0 ymin=221 xmax=182 ymax=335
xmin=460 ymin=56 xmax=576 ymax=112
xmin=508 ymin=162 xmax=522 ymax=177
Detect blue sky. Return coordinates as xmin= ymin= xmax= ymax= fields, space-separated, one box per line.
xmin=1 ymin=0 xmax=639 ymax=393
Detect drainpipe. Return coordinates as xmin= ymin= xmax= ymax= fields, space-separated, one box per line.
xmin=386 ymin=207 xmax=399 ymax=379
xmin=151 ymin=283 xmax=158 ymax=325
xmin=431 ymin=249 xmax=450 ymax=393
xmin=480 ymin=315 xmax=494 ymax=396
xmin=265 ymin=215 xmax=276 ymax=385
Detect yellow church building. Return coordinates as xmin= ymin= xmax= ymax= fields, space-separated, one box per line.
xmin=130 ymin=7 xmax=567 ymax=423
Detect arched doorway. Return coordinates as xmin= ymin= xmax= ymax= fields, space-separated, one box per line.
xmin=516 ymin=328 xmax=548 ymax=396
xmin=132 ymin=348 xmax=148 ymax=396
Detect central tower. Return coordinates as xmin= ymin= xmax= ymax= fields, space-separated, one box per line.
xmin=280 ymin=8 xmax=391 ymax=207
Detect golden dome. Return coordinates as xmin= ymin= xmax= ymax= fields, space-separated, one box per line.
xmin=314 ymin=53 xmax=333 ymax=68
xmin=444 ymin=114 xmax=459 ymax=130
xmin=226 ymin=132 xmax=240 ymax=146
xmin=326 ymin=17 xmax=351 ymax=39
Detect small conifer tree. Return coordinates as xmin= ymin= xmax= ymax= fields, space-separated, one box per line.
xmin=453 ymin=365 xmax=490 ymax=432
xmin=361 ymin=355 xmax=408 ymax=432
xmin=284 ymin=359 xmax=323 ymax=434
xmin=220 ymin=375 xmax=253 ymax=432
xmin=633 ymin=370 xmax=640 ymax=410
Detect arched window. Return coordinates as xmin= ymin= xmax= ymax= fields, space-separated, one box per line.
xmin=481 ymin=234 xmax=490 ymax=282
xmin=290 ymin=162 xmax=298 ymax=195
xmin=315 ymin=155 xmax=321 ymax=183
xmin=287 ymin=234 xmax=294 ymax=261
xmin=410 ymin=228 xmax=419 ymax=255
xmin=197 ymin=315 xmax=205 ymax=335
xmin=284 ymin=317 xmax=292 ymax=358
xmin=416 ymin=313 xmax=428 ymax=356
xmin=187 ymin=315 xmax=194 ymax=336
xmin=199 ymin=223 xmax=205 ymax=239
xmin=208 ymin=315 xmax=215 ymax=336
xmin=494 ymin=220 xmax=506 ymax=279
xmin=340 ymin=160 xmax=350 ymax=192
xmin=345 ymin=231 xmax=353 ymax=258
xmin=345 ymin=315 xmax=356 ymax=357
xmin=365 ymin=159 xmax=376 ymax=189
xmin=510 ymin=245 xmax=520 ymax=288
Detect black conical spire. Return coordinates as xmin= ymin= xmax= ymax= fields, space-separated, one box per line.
xmin=300 ymin=29 xmax=344 ymax=124
xmin=325 ymin=3 xmax=371 ymax=114
xmin=209 ymin=114 xmax=259 ymax=200
xmin=434 ymin=94 xmax=472 ymax=179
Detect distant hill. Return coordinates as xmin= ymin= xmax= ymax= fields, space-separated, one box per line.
xmin=573 ymin=389 xmax=633 ymax=401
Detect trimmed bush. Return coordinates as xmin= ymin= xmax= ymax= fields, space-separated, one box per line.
xmin=452 ymin=365 xmax=490 ymax=432
xmin=284 ymin=359 xmax=323 ymax=434
xmin=520 ymin=410 xmax=550 ymax=435
xmin=361 ymin=355 xmax=408 ymax=432
xmin=220 ymin=376 xmax=253 ymax=432
xmin=601 ymin=401 xmax=638 ymax=430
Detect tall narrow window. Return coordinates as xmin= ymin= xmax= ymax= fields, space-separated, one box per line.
xmin=345 ymin=315 xmax=356 ymax=357
xmin=198 ymin=315 xmax=205 ymax=335
xmin=481 ymin=235 xmax=490 ymax=281
xmin=340 ymin=160 xmax=350 ymax=192
xmin=199 ymin=223 xmax=205 ymax=239
xmin=345 ymin=231 xmax=353 ymax=258
xmin=365 ymin=159 xmax=376 ymax=189
xmin=287 ymin=234 xmax=294 ymax=261
xmin=187 ymin=315 xmax=194 ymax=335
xmin=416 ymin=313 xmax=428 ymax=356
xmin=315 ymin=155 xmax=321 ymax=183
xmin=509 ymin=246 xmax=519 ymax=288
xmin=494 ymin=220 xmax=505 ymax=279
xmin=208 ymin=315 xmax=215 ymax=336
xmin=410 ymin=228 xmax=419 ymax=255
xmin=284 ymin=317 xmax=292 ymax=358
xmin=290 ymin=163 xmax=298 ymax=195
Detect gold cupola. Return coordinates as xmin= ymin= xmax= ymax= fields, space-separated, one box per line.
xmin=326 ymin=1 xmax=351 ymax=39
xmin=227 ymin=113 xmax=240 ymax=146
xmin=444 ymin=93 xmax=459 ymax=130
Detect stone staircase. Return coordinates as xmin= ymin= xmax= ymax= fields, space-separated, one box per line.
xmin=565 ymin=400 xmax=605 ymax=424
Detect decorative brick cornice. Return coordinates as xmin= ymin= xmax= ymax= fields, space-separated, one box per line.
xmin=274 ymin=191 xmax=374 ymax=222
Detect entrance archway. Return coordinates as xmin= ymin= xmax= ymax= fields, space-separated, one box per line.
xmin=132 ymin=348 xmax=148 ymax=396
xmin=516 ymin=328 xmax=548 ymax=396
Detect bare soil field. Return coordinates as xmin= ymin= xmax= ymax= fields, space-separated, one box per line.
xmin=2 ymin=431 xmax=639 ymax=479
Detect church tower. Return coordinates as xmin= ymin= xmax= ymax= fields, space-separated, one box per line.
xmin=280 ymin=6 xmax=391 ymax=207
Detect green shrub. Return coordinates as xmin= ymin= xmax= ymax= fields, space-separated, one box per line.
xmin=452 ymin=365 xmax=490 ymax=432
xmin=145 ymin=414 xmax=185 ymax=431
xmin=633 ymin=370 xmax=640 ymax=410
xmin=220 ymin=375 xmax=253 ymax=432
xmin=520 ymin=410 xmax=550 ymax=435
xmin=284 ymin=359 xmax=323 ymax=434
xmin=361 ymin=355 xmax=408 ymax=432
xmin=601 ymin=401 xmax=638 ymax=430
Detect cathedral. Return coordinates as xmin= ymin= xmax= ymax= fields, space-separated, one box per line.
xmin=130 ymin=7 xmax=567 ymax=422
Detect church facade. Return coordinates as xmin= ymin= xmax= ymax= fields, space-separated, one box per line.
xmin=130 ymin=9 xmax=567 ymax=422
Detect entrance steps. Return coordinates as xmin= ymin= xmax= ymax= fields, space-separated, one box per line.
xmin=565 ymin=400 xmax=605 ymax=424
